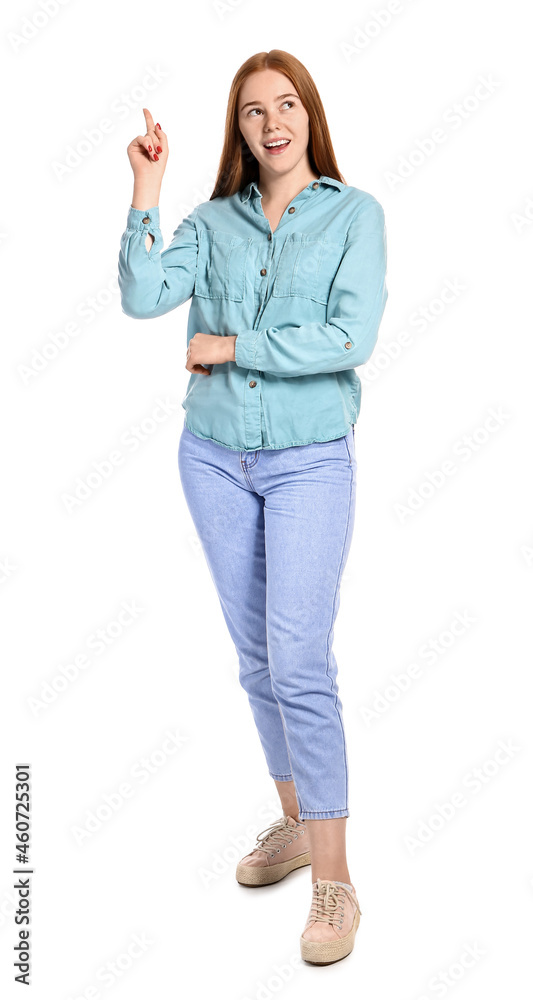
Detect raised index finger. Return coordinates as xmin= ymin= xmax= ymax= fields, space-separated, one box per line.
xmin=143 ymin=107 xmax=155 ymax=133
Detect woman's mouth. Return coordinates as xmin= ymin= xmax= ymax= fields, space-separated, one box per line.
xmin=263 ymin=139 xmax=291 ymax=156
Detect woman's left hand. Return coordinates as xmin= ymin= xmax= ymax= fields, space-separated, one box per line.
xmin=186 ymin=333 xmax=236 ymax=374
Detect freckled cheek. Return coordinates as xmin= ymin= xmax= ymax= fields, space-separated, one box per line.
xmin=243 ymin=129 xmax=262 ymax=151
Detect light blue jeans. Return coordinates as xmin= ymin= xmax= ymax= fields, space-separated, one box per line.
xmin=177 ymin=420 xmax=357 ymax=820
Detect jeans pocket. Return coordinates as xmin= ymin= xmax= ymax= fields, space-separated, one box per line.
xmin=342 ymin=428 xmax=357 ymax=467
xmin=342 ymin=433 xmax=353 ymax=466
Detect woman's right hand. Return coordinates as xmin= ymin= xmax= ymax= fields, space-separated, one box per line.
xmin=127 ymin=108 xmax=168 ymax=182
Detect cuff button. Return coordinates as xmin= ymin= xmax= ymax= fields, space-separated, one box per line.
xmin=142 ymin=216 xmax=150 ymax=223
xmin=344 ymin=341 xmax=352 ymax=349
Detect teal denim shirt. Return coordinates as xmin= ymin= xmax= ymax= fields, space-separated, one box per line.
xmin=118 ymin=174 xmax=388 ymax=451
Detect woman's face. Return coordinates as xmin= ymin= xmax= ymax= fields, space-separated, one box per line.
xmin=237 ymin=68 xmax=311 ymax=181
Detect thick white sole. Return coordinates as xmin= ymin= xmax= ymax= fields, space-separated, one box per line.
xmin=300 ymin=907 xmax=361 ymax=965
xmin=236 ymin=851 xmax=311 ymax=886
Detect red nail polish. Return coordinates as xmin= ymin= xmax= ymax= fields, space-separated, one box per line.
xmin=156 ymin=145 xmax=162 ymax=153
xmin=156 ymin=123 xmax=161 ymax=130
xmin=154 ymin=153 xmax=159 ymax=161
xmin=148 ymin=145 xmax=152 ymax=151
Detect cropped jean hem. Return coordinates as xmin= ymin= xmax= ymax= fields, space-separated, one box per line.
xmin=299 ymin=808 xmax=350 ymax=820
xmin=269 ymin=772 xmax=294 ymax=782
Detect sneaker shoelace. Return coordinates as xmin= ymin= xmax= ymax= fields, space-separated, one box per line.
xmin=308 ymin=878 xmax=362 ymax=930
xmin=253 ymin=816 xmax=302 ymax=857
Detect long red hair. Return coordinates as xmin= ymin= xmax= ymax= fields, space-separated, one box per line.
xmin=209 ymin=49 xmax=346 ymax=200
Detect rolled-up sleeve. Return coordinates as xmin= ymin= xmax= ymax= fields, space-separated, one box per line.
xmin=118 ymin=204 xmax=199 ymax=319
xmin=234 ymin=196 xmax=388 ymax=377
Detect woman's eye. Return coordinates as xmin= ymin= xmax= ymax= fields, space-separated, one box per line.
xmin=248 ymin=101 xmax=295 ymax=116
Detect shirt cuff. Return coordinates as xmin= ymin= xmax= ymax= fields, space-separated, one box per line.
xmin=234 ymin=329 xmax=259 ymax=369
xmin=126 ymin=205 xmax=161 ymax=231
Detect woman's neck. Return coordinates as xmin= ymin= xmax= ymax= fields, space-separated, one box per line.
xmin=257 ymin=167 xmax=320 ymax=207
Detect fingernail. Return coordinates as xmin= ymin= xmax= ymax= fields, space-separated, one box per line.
xmin=148 ymin=145 xmax=152 ymax=151
xmin=156 ymin=146 xmax=162 ymax=153
xmin=156 ymin=123 xmax=161 ymax=129
xmin=154 ymin=154 xmax=159 ymax=161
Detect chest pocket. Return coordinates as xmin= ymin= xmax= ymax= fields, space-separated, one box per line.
xmin=194 ymin=229 xmax=252 ymax=301
xmin=272 ymin=231 xmax=347 ymax=305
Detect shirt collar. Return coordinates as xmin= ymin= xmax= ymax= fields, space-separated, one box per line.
xmin=240 ymin=174 xmax=344 ymax=203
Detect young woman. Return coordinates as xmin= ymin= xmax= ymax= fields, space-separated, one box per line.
xmin=118 ymin=49 xmax=388 ymax=966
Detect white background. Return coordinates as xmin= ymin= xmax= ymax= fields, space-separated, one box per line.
xmin=1 ymin=0 xmax=532 ymax=996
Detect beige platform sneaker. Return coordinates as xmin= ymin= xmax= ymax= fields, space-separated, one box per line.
xmin=236 ymin=815 xmax=311 ymax=886
xmin=300 ymin=877 xmax=362 ymax=965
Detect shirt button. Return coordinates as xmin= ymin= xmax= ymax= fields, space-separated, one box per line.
xmin=142 ymin=216 xmax=150 ymax=223
xmin=344 ymin=342 xmax=352 ymax=349
xmin=249 ymin=380 xmax=257 ymax=388
xmin=312 ymin=182 xmax=319 ymax=189
xmin=260 ymin=268 xmax=267 ymax=276
xmin=267 ymin=233 xmax=272 ymax=240
xmin=288 ymin=207 xmax=295 ymax=214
